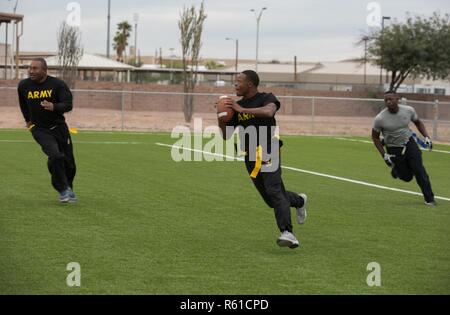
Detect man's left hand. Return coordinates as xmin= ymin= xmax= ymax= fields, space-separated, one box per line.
xmin=41 ymin=100 xmax=54 ymax=111
xmin=225 ymin=99 xmax=244 ymax=113
xmin=424 ymin=137 xmax=433 ymax=150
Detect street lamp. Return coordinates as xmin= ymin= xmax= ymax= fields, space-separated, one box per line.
xmin=225 ymin=37 xmax=239 ymax=72
xmin=169 ymin=48 xmax=175 ymax=68
xmin=379 ymin=16 xmax=391 ymax=86
xmin=169 ymin=47 xmax=175 ymax=83
xmin=107 ymin=0 xmax=111 ymax=58
xmin=8 ymin=0 xmax=19 ymax=78
xmin=361 ymin=35 xmax=370 ymax=85
xmin=133 ymin=13 xmax=139 ymax=63
xmin=250 ymin=7 xmax=267 ymax=72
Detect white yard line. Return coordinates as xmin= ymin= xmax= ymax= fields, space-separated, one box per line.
xmin=0 ymin=140 xmax=143 ymax=145
xmin=335 ymin=137 xmax=373 ymax=144
xmin=74 ymin=141 xmax=144 ymax=144
xmin=156 ymin=142 xmax=450 ymax=202
xmin=0 ymin=140 xmax=33 ymax=143
xmin=335 ymin=137 xmax=450 ymax=154
xmin=2 ymin=138 xmax=447 ymax=201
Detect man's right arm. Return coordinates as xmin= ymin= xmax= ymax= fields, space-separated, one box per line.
xmin=371 ymin=129 xmax=385 ymax=157
xmin=17 ymin=84 xmax=31 ymax=127
xmin=216 ymin=99 xmax=235 ymax=140
xmin=218 ymin=119 xmax=234 ymax=140
xmin=372 ymin=128 xmax=395 ymax=167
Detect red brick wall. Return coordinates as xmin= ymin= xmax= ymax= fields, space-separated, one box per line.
xmin=2 ymin=80 xmax=449 ymax=120
xmin=3 ymin=79 xmax=450 ymax=99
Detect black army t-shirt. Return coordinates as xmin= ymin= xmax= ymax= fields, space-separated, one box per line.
xmin=18 ymin=76 xmax=73 ymax=128
xmin=227 ymin=92 xmax=281 ymax=155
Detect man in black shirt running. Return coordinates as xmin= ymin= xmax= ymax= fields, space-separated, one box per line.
xmin=218 ymin=70 xmax=307 ymax=249
xmin=17 ymin=58 xmax=77 ymax=203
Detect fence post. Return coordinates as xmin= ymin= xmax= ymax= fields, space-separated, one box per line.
xmin=121 ymin=91 xmax=125 ymax=131
xmin=432 ymin=99 xmax=439 ymax=141
xmin=311 ymin=97 xmax=315 ymax=134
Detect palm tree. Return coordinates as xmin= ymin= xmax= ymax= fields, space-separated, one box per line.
xmin=112 ymin=21 xmax=132 ymax=62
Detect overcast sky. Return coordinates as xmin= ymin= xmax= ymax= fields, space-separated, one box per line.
xmin=0 ymin=0 xmax=449 ymax=62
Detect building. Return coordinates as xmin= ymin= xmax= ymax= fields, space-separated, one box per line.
xmin=0 ymin=12 xmax=24 ymax=79
xmin=221 ymin=60 xmax=449 ymax=95
xmin=45 ymin=53 xmax=135 ymax=82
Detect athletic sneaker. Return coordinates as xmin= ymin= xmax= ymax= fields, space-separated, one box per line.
xmin=391 ymin=168 xmax=398 ymax=179
xmin=425 ymin=200 xmax=436 ymax=206
xmin=296 ymin=193 xmax=308 ymax=224
xmin=59 ymin=188 xmax=72 ymax=203
xmin=276 ymin=231 xmax=299 ymax=249
xmin=68 ymin=189 xmax=77 ymax=203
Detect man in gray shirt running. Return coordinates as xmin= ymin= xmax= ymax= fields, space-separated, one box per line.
xmin=372 ymin=91 xmax=436 ymax=206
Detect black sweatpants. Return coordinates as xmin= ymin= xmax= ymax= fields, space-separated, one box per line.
xmin=387 ymin=137 xmax=434 ymax=202
xmin=245 ymin=156 xmax=304 ymax=233
xmin=31 ymin=124 xmax=76 ymax=193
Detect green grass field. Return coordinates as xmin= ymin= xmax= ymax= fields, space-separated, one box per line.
xmin=0 ymin=129 xmax=449 ymax=294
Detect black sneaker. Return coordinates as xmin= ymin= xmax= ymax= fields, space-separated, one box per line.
xmin=391 ymin=168 xmax=398 ymax=179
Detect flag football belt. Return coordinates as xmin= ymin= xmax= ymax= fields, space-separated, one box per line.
xmin=246 ymin=145 xmax=272 ymax=179
xmin=388 ymin=144 xmax=407 ymax=156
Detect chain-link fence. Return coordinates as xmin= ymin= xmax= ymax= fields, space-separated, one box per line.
xmin=1 ymin=87 xmax=449 ymax=141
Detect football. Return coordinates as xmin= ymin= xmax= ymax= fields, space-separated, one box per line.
xmin=216 ymin=95 xmax=234 ymax=123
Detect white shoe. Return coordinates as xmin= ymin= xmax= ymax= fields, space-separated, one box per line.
xmin=296 ymin=193 xmax=307 ymax=224
xmin=276 ymin=231 xmax=299 ymax=249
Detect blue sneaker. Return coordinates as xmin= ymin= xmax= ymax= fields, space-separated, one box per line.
xmin=59 ymin=188 xmax=71 ymax=203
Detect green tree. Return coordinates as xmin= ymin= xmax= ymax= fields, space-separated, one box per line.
xmin=366 ymin=13 xmax=450 ymax=92
xmin=113 ymin=21 xmax=132 ymax=63
xmin=205 ymin=60 xmax=224 ymax=70
xmin=178 ymin=1 xmax=207 ymax=122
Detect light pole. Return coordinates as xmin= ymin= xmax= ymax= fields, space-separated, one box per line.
xmin=107 ymin=0 xmax=111 ymax=58
xmin=133 ymin=13 xmax=139 ymax=64
xmin=379 ymin=16 xmax=391 ymax=86
xmin=250 ymin=7 xmax=267 ymax=72
xmin=169 ymin=48 xmax=175 ymax=68
xmin=225 ymin=37 xmax=239 ymax=72
xmin=9 ymin=0 xmax=19 ymax=78
xmin=361 ymin=35 xmax=370 ymax=85
xmin=169 ymin=47 xmax=175 ymax=83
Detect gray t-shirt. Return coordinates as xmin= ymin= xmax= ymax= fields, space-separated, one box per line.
xmin=373 ymin=105 xmax=418 ymax=147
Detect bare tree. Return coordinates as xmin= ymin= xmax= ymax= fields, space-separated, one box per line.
xmin=178 ymin=1 xmax=207 ymax=122
xmin=57 ymin=22 xmax=83 ymax=88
